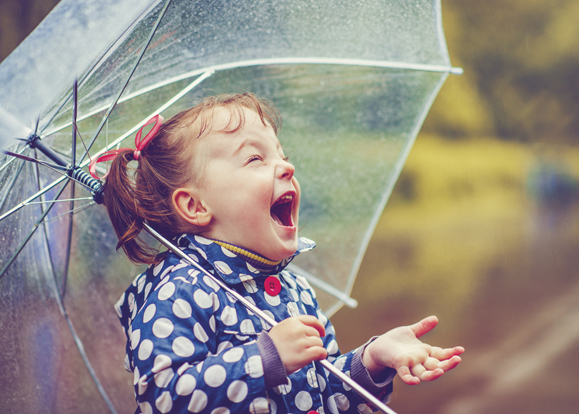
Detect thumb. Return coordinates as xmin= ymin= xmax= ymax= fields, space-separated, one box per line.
xmin=297 ymin=315 xmax=326 ymax=337
xmin=409 ymin=315 xmax=438 ymax=338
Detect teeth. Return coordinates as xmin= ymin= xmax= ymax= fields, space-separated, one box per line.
xmin=274 ymin=194 xmax=293 ymax=205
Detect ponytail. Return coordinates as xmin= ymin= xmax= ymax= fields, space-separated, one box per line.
xmin=103 ymin=149 xmax=163 ymax=265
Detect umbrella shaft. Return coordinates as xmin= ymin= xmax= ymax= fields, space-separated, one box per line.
xmin=29 ymin=135 xmax=69 ymax=167
xmin=144 ymin=223 xmax=397 ymax=414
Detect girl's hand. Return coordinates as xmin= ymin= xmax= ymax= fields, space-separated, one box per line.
xmin=363 ymin=316 xmax=464 ymax=385
xmin=268 ymin=315 xmax=328 ymax=374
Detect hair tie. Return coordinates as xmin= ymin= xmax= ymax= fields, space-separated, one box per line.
xmin=89 ymin=114 xmax=164 ymax=180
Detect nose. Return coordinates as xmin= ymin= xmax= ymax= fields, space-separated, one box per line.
xmin=277 ymin=159 xmax=295 ymax=180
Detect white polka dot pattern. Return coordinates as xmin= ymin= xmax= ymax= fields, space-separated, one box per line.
xmin=154 ymin=367 xmax=174 ymax=388
xmin=188 ymin=389 xmax=208 ymax=413
xmin=193 ymin=323 xmax=209 ymax=343
xmin=295 ymin=390 xmax=313 ymax=411
xmin=116 ymin=235 xmax=390 ymax=414
xmin=150 ymin=368 xmax=171 ymax=391
xmin=156 ymin=391 xmax=173 ymax=413
xmin=139 ymin=401 xmax=153 ymax=414
xmin=193 ymin=289 xmax=212 ymax=309
xmin=240 ymin=319 xmax=255 ymax=334
xmin=222 ymin=347 xmax=244 ymax=363
xmin=137 ymin=374 xmax=148 ymax=395
xmin=143 ymin=304 xmax=156 ymax=323
xmin=158 ymin=282 xmax=175 ymax=300
xmin=244 ymin=355 xmax=263 ymax=379
xmin=175 ymin=374 xmax=196 ymax=396
xmin=172 ymin=336 xmax=195 ymax=357
xmin=249 ymin=397 xmax=269 ymax=414
xmin=221 ymin=306 xmax=238 ymax=326
xmin=227 ymin=380 xmax=248 ymax=403
xmin=204 ymin=365 xmax=227 ymax=387
xmin=152 ymin=318 xmax=174 ymax=338
xmin=138 ymin=339 xmax=153 ymax=360
xmin=130 ymin=329 xmax=141 ymax=350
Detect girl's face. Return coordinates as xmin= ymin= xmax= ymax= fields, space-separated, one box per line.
xmin=192 ymin=107 xmax=300 ymax=261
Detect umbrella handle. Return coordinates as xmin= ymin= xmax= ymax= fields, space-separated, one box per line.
xmin=144 ymin=224 xmax=398 ymax=414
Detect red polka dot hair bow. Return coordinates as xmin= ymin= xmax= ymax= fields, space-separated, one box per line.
xmin=89 ymin=114 xmax=164 ymax=180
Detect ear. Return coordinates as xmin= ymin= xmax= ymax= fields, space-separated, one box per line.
xmin=172 ymin=187 xmax=212 ymax=227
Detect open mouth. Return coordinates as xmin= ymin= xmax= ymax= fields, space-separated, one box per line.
xmin=271 ymin=193 xmax=294 ymax=227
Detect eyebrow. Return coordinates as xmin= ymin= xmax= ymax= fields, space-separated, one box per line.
xmin=233 ymin=137 xmax=282 ymax=155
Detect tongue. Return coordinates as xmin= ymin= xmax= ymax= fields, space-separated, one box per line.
xmin=271 ymin=211 xmax=283 ymax=226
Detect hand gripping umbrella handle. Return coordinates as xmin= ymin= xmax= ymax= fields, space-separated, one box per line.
xmin=144 ymin=224 xmax=398 ymax=414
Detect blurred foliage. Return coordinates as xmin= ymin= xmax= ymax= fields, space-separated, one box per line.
xmin=424 ymin=0 xmax=579 ymax=144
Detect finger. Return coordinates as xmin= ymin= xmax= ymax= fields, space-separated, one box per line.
xmin=303 ymin=335 xmax=324 ymax=349
xmin=396 ymin=366 xmax=420 ymax=385
xmin=410 ymin=364 xmax=426 ymax=378
xmin=423 ymin=357 xmax=440 ymax=371
xmin=418 ymin=368 xmax=444 ymax=382
xmin=438 ymin=355 xmax=462 ymax=372
xmin=297 ymin=315 xmax=326 ymax=337
xmin=302 ymin=345 xmax=328 ymax=362
xmin=304 ymin=325 xmax=323 ymax=338
xmin=408 ymin=315 xmax=438 ymax=338
xmin=430 ymin=346 xmax=465 ymax=361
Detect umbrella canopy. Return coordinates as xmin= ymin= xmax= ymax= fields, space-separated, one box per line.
xmin=0 ymin=0 xmax=460 ymax=412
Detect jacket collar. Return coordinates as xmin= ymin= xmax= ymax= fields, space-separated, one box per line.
xmin=176 ymin=234 xmax=315 ymax=284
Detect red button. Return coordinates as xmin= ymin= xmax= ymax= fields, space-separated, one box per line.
xmin=264 ymin=276 xmax=281 ymax=296
xmin=307 ymin=411 xmax=318 ymax=414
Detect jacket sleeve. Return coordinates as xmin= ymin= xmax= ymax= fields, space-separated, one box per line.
xmin=293 ymin=274 xmax=395 ymax=413
xmin=128 ymin=271 xmax=271 ymax=414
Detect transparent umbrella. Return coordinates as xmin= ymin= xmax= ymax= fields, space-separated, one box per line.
xmin=0 ymin=0 xmax=461 ymax=412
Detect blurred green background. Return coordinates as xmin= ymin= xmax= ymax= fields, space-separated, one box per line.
xmin=2 ymin=1 xmax=578 ymax=413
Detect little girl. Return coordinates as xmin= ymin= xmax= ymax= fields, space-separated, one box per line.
xmin=96 ymin=93 xmax=464 ymax=414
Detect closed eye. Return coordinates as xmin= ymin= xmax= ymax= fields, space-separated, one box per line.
xmin=246 ymin=155 xmax=263 ymax=164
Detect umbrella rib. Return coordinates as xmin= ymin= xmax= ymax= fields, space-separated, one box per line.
xmin=4 ymin=158 xmax=92 ymax=201
xmin=0 ymin=149 xmax=101 ymax=223
xmin=61 ymin=182 xmax=75 ymax=297
xmin=26 ymin=197 xmax=93 ymax=205
xmin=0 ymin=156 xmax=26 ymax=214
xmin=343 ymin=72 xmax=451 ymax=301
xmin=42 ymin=58 xmax=461 ymax=138
xmin=61 ymin=307 xmax=119 ymax=414
xmin=42 ymin=201 xmax=95 ymax=223
xmin=0 ymin=176 xmax=118 ymax=412
xmin=0 ymin=175 xmax=66 ymax=222
xmin=37 ymin=4 xmax=157 ymax=137
xmin=174 ymin=57 xmax=464 ymax=75
xmin=0 ymin=144 xmax=29 ymax=173
xmin=77 ymin=0 xmax=174 ymax=166
xmin=77 ymin=70 xmax=214 ymax=162
xmin=0 ymin=180 xmax=68 ymax=280
xmin=0 ymin=67 xmax=213 ymax=223
xmin=38 ymin=201 xmax=119 ymax=414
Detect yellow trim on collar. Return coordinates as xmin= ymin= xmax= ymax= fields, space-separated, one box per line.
xmin=213 ymin=240 xmax=282 ymax=268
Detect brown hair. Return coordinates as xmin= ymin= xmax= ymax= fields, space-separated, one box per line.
xmin=103 ymin=93 xmax=281 ymax=265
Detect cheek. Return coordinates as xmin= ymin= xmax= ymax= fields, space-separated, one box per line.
xmin=292 ymin=177 xmax=301 ymax=196
xmin=292 ymin=178 xmax=301 ymax=209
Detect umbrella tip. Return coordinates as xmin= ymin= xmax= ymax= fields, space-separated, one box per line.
xmin=450 ymin=66 xmax=464 ymax=75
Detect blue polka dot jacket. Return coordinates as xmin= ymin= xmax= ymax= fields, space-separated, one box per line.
xmin=116 ymin=234 xmax=394 ymax=414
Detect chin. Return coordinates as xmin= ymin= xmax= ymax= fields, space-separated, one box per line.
xmin=280 ymin=244 xmax=299 ymax=260
xmin=264 ymin=241 xmax=298 ymax=262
